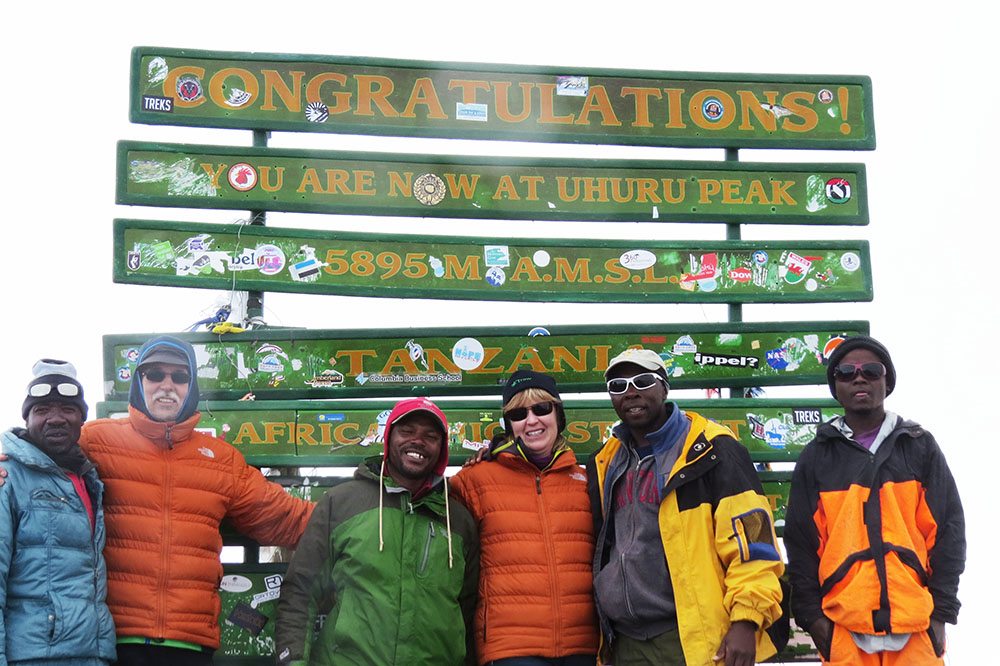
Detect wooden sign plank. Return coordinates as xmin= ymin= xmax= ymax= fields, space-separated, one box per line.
xmin=103 ymin=321 xmax=867 ymax=400
xmin=130 ymin=47 xmax=875 ymax=150
xmin=119 ymin=141 xmax=867 ymax=225
xmin=98 ymin=398 xmax=838 ymax=464
xmin=114 ymin=219 xmax=873 ymax=303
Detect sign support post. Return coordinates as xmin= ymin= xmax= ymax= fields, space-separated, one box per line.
xmin=246 ymin=129 xmax=270 ymax=324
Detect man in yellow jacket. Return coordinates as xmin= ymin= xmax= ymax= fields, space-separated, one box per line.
xmin=587 ymin=348 xmax=785 ymax=666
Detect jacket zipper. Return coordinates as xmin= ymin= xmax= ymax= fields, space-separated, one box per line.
xmin=535 ymin=471 xmax=564 ymax=649
xmin=156 ymin=446 xmax=172 ymax=638
xmin=418 ymin=522 xmax=436 ymax=574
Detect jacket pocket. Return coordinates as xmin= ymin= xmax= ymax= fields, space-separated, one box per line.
xmin=4 ymin=597 xmax=58 ymax=661
xmin=416 ymin=522 xmax=436 ymax=578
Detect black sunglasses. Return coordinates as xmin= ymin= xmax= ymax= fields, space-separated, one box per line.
xmin=505 ymin=401 xmax=555 ymax=422
xmin=142 ymin=369 xmax=192 ymax=384
xmin=833 ymin=362 xmax=886 ymax=382
xmin=606 ymin=372 xmax=664 ymax=395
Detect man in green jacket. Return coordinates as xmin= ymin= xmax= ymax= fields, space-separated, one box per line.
xmin=274 ymin=397 xmax=479 ymax=666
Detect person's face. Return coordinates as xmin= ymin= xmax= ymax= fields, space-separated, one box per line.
xmin=507 ymin=401 xmax=559 ymax=457
xmin=140 ymin=362 xmax=191 ymax=422
xmin=833 ymin=348 xmax=887 ymax=415
xmin=385 ymin=412 xmax=444 ymax=486
xmin=26 ymin=401 xmax=83 ymax=448
xmin=607 ymin=363 xmax=669 ymax=434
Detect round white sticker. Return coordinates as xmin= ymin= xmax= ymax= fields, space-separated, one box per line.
xmin=219 ymin=575 xmax=253 ymax=593
xmin=841 ymin=252 xmax=861 ymax=272
xmin=619 ymin=249 xmax=656 ymax=271
xmin=533 ymin=250 xmax=551 ymax=267
xmin=452 ymin=338 xmax=485 ymax=371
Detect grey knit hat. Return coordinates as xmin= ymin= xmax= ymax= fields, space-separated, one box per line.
xmin=22 ymin=358 xmax=88 ymax=420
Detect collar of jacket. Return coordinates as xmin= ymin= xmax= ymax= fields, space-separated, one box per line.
xmin=493 ymin=436 xmax=576 ymax=472
xmin=814 ymin=416 xmax=924 ymax=449
xmin=356 ymin=455 xmax=449 ymax=514
xmin=599 ymin=411 xmax=720 ymax=493
xmin=2 ymin=429 xmax=95 ymax=477
xmin=127 ymin=404 xmax=201 ymax=448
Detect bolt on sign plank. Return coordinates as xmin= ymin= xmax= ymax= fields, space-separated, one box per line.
xmin=130 ymin=47 xmax=875 ymax=150
xmin=98 ymin=398 xmax=840 ymax=464
xmin=102 ymin=321 xmax=867 ymax=401
xmin=118 ymin=141 xmax=867 ymax=225
xmin=114 ymin=219 xmax=873 ymax=303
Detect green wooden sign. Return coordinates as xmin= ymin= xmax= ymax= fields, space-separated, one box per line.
xmin=102 ymin=321 xmax=867 ymax=400
xmin=97 ymin=398 xmax=838 ymax=465
xmin=118 ymin=141 xmax=867 ymax=225
xmin=217 ymin=567 xmax=283 ymax=659
xmin=114 ymin=219 xmax=873 ymax=303
xmin=130 ymin=47 xmax=875 ymax=150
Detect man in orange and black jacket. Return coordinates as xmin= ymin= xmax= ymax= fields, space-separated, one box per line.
xmin=784 ymin=336 xmax=965 ymax=665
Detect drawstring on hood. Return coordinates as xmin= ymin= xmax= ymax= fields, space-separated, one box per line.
xmin=378 ymin=457 xmax=386 ymax=552
xmin=443 ymin=476 xmax=453 ymax=568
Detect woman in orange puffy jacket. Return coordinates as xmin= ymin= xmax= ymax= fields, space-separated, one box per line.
xmin=449 ymin=370 xmax=599 ymax=666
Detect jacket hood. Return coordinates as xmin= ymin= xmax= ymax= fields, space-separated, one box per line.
xmin=129 ymin=335 xmax=200 ymax=423
xmin=381 ymin=398 xmax=450 ymax=477
xmin=2 ymin=429 xmax=47 ymax=467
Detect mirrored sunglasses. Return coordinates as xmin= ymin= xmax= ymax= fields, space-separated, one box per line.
xmin=142 ymin=369 xmax=192 ymax=384
xmin=833 ymin=362 xmax=886 ymax=382
xmin=505 ymin=401 xmax=555 ymax=422
xmin=607 ymin=372 xmax=664 ymax=395
xmin=27 ymin=382 xmax=80 ymax=398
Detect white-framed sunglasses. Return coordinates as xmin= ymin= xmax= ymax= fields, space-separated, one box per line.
xmin=606 ymin=372 xmax=665 ymax=395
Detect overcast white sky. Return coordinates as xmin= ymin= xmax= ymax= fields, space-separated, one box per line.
xmin=2 ymin=2 xmax=995 ymax=662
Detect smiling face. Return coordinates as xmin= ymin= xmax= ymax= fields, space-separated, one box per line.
xmin=27 ymin=401 xmax=83 ymax=449
xmin=834 ymin=348 xmax=887 ymax=423
xmin=608 ymin=362 xmax=669 ymax=439
xmin=384 ymin=412 xmax=444 ymax=491
xmin=140 ymin=362 xmax=191 ymax=422
xmin=506 ymin=395 xmax=560 ymax=457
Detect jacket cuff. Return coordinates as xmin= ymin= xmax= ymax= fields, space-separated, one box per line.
xmin=730 ymin=605 xmax=765 ymax=629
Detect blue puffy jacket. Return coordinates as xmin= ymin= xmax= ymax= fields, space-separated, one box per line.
xmin=0 ymin=430 xmax=116 ymax=666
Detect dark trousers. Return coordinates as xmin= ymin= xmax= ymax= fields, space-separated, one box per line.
xmin=611 ymin=625 xmax=685 ymax=666
xmin=489 ymin=656 xmax=596 ymax=666
xmin=115 ymin=644 xmax=214 ymax=666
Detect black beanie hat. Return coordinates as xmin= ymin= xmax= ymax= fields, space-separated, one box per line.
xmin=501 ymin=370 xmax=566 ymax=434
xmin=826 ymin=335 xmax=896 ymax=397
xmin=22 ymin=358 xmax=88 ymax=420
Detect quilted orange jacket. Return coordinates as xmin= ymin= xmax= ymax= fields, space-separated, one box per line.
xmin=80 ymin=406 xmax=314 ymax=648
xmin=450 ymin=444 xmax=599 ymax=664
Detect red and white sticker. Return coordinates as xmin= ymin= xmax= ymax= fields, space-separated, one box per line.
xmin=228 ymin=163 xmax=258 ymax=191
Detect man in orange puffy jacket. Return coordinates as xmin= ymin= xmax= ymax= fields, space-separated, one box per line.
xmin=79 ymin=335 xmax=314 ymax=666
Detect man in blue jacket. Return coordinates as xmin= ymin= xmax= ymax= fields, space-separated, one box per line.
xmin=0 ymin=359 xmax=116 ymax=666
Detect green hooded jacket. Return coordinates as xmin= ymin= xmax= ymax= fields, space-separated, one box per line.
xmin=274 ymin=457 xmax=479 ymax=665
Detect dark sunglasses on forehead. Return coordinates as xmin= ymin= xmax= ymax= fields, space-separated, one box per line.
xmin=832 ymin=362 xmax=886 ymax=382
xmin=27 ymin=382 xmax=80 ymax=398
xmin=142 ymin=369 xmax=192 ymax=384
xmin=606 ymin=372 xmax=664 ymax=395
xmin=505 ymin=401 xmax=555 ymax=422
